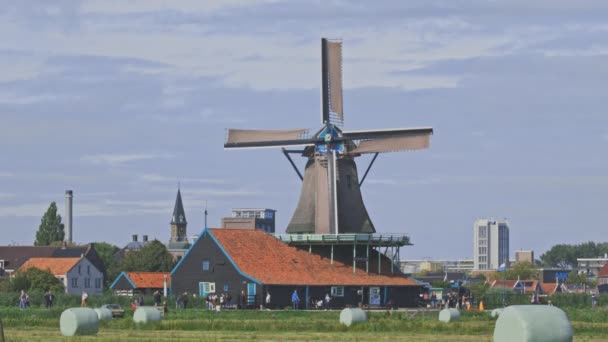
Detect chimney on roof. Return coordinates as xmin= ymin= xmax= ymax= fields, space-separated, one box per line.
xmin=143 ymin=235 xmax=148 ymax=242
xmin=132 ymin=234 xmax=138 ymax=242
xmin=65 ymin=190 xmax=73 ymax=243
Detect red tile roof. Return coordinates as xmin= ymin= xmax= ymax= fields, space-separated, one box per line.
xmin=540 ymin=282 xmax=558 ymax=295
xmin=598 ymin=264 xmax=608 ymax=278
xmin=19 ymin=257 xmax=80 ymax=275
xmin=125 ymin=272 xmax=171 ymax=289
xmin=209 ymin=229 xmax=419 ymax=286
xmin=490 ymin=280 xmax=518 ymax=288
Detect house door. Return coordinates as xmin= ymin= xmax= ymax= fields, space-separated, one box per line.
xmin=247 ymin=283 xmax=256 ymax=305
xmin=369 ymin=287 xmax=381 ymax=305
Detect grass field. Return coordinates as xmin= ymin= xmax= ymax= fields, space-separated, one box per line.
xmin=1 ymin=307 xmax=607 ymax=341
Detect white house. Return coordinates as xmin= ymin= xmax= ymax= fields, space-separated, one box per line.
xmin=19 ymin=257 xmax=104 ymax=295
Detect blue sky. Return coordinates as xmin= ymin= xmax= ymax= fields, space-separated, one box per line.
xmin=1 ymin=1 xmax=607 ymax=260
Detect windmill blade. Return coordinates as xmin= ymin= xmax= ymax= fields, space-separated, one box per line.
xmin=343 ymin=127 xmax=433 ymax=154
xmin=224 ymin=128 xmax=317 ymax=149
xmin=321 ymin=38 xmax=343 ymax=125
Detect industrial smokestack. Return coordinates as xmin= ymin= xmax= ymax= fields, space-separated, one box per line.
xmin=65 ymin=190 xmax=73 ymax=243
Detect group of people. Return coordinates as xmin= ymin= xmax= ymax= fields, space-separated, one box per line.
xmin=205 ymin=292 xmax=232 ymax=312
xmin=441 ymin=290 xmax=474 ymax=310
xmin=130 ymin=294 xmax=145 ymax=312
xmin=175 ymin=291 xmax=190 ymax=309
xmin=311 ymin=293 xmax=332 ymax=310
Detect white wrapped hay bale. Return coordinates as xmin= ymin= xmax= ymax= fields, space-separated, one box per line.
xmin=133 ymin=306 xmax=162 ymax=324
xmin=438 ymin=308 xmax=460 ymax=323
xmin=339 ymin=308 xmax=367 ymax=327
xmin=493 ymin=305 xmax=573 ymax=342
xmin=94 ymin=308 xmax=113 ymax=321
xmin=491 ymin=308 xmax=503 ymax=318
xmin=60 ymin=308 xmax=99 ymax=336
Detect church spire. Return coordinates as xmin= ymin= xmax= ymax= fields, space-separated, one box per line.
xmin=171 ymin=188 xmax=187 ymax=225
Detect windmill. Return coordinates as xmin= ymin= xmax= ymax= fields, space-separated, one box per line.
xmin=224 ymin=38 xmax=433 ymax=235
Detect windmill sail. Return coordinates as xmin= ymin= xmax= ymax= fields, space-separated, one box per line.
xmin=322 ymin=39 xmax=343 ymax=125
xmin=344 ymin=127 xmax=433 ymax=154
xmin=224 ymin=128 xmax=314 ymax=148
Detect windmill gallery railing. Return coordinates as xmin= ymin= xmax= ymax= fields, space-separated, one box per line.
xmin=272 ymin=233 xmax=411 ymax=247
xmin=272 ymin=233 xmax=411 ymax=274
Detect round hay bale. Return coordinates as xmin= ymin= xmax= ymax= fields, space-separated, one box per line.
xmin=60 ymin=308 xmax=99 ymax=336
xmin=339 ymin=308 xmax=367 ymax=327
xmin=493 ymin=305 xmax=573 ymax=342
xmin=94 ymin=307 xmax=113 ymax=321
xmin=491 ymin=308 xmax=503 ymax=318
xmin=438 ymin=308 xmax=460 ymax=323
xmin=133 ymin=306 xmax=162 ymax=324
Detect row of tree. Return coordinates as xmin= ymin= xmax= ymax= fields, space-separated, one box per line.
xmin=539 ymin=242 xmax=608 ymax=269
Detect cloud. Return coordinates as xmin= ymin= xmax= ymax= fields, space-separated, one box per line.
xmin=80 ymin=153 xmax=175 ymax=166
xmin=140 ymin=174 xmax=226 ymax=185
xmin=0 ymin=202 xmax=115 ymax=217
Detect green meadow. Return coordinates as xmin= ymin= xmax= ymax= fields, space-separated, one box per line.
xmin=1 ymin=307 xmax=607 ymax=341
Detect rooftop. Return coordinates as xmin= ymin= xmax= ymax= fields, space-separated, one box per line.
xmin=19 ymin=257 xmax=81 ymax=275
xmin=209 ymin=229 xmax=419 ymax=286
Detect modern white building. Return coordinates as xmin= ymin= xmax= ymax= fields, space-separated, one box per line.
xmin=473 ymin=218 xmax=509 ymax=270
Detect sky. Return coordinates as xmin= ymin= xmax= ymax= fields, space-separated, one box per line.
xmin=1 ymin=1 xmax=607 ymax=260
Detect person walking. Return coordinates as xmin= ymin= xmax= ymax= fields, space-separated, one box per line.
xmin=324 ymin=293 xmax=331 ymax=310
xmin=239 ymin=290 xmax=247 ymax=309
xmin=44 ymin=290 xmax=54 ymax=309
xmin=265 ymin=292 xmax=271 ymax=310
xmin=592 ymin=293 xmax=597 ymax=309
xmin=153 ymin=290 xmax=161 ymax=307
xmin=81 ymin=291 xmax=88 ymax=307
xmin=291 ymin=289 xmax=300 ymax=310
xmin=19 ymin=290 xmax=27 ymax=310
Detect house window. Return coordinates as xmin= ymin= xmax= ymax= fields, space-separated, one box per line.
xmin=78 ymin=265 xmax=81 ymax=274
xmin=201 ymin=282 xmax=216 ymax=294
xmin=95 ymin=278 xmax=102 ymax=289
xmin=87 ymin=265 xmax=90 ymax=275
xmin=84 ymin=278 xmax=91 ymax=288
xmin=72 ymin=278 xmax=78 ymax=288
xmin=331 ymin=286 xmax=344 ymax=297
xmin=202 ymin=260 xmax=210 ymax=271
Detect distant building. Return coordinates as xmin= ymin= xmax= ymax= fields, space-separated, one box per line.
xmin=515 ymin=250 xmax=534 ymax=264
xmin=577 ymin=255 xmax=608 ymax=279
xmin=221 ymin=208 xmax=276 ymax=233
xmin=399 ymin=259 xmax=474 ymax=274
xmin=473 ymin=218 xmax=509 ymax=270
xmin=114 ymin=234 xmax=151 ymax=262
xmin=0 ymin=244 xmax=105 ymax=279
xmin=20 ymin=257 xmax=103 ymax=295
xmin=110 ymin=272 xmax=170 ymax=297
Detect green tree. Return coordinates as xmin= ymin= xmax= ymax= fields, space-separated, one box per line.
xmin=93 ymin=242 xmax=120 ymax=285
xmin=34 ymin=202 xmax=65 ymax=246
xmin=119 ymin=240 xmax=174 ymax=272
xmin=504 ymin=261 xmax=538 ymax=280
xmin=10 ymin=268 xmax=64 ymax=292
xmin=540 ymin=242 xmax=608 ymax=268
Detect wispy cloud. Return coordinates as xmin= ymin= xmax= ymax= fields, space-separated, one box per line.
xmin=140 ymin=174 xmax=226 ymax=185
xmin=80 ymin=153 xmax=174 ymax=166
